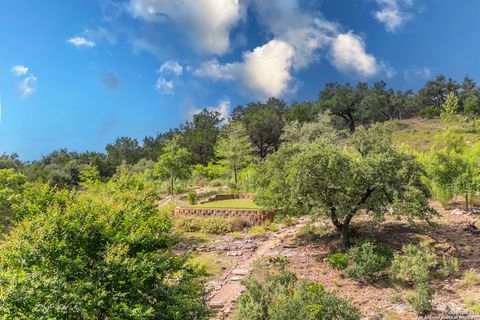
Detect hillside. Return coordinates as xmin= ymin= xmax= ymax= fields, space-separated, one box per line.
xmin=392 ymin=117 xmax=480 ymax=152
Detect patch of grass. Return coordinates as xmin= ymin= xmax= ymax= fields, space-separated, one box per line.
xmin=388 ymin=293 xmax=403 ymax=304
xmin=461 ymin=269 xmax=480 ymax=288
xmin=392 ymin=117 xmax=480 ymax=153
xmin=190 ymin=252 xmax=231 ymax=280
xmin=247 ymin=225 xmax=267 ymax=236
xmin=465 ymin=297 xmax=480 ymax=313
xmin=189 ymin=198 xmax=260 ymax=209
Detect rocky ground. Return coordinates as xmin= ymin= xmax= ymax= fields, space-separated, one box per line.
xmin=176 ymin=205 xmax=480 ymax=319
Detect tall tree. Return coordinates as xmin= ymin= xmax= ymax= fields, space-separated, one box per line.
xmin=154 ymin=136 xmax=191 ymax=195
xmin=181 ymin=109 xmax=221 ymax=165
xmin=440 ymin=91 xmax=459 ymax=121
xmin=256 ymin=123 xmax=435 ymax=248
xmin=416 ymin=75 xmax=460 ymax=110
xmin=215 ymin=122 xmax=254 ymax=189
xmin=318 ymin=82 xmax=368 ymax=133
xmin=232 ymin=97 xmax=286 ymax=158
xmin=106 ymin=137 xmax=143 ymax=166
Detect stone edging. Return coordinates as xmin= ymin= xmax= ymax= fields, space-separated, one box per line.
xmin=174 ymin=207 xmax=275 ymax=224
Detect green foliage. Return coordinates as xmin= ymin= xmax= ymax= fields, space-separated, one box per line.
xmin=440 ymin=91 xmax=459 ymax=121
xmin=174 ymin=215 xmax=250 ymax=235
xmin=247 ymin=225 xmax=267 ymax=236
xmin=191 ymin=162 xmax=228 ymax=182
xmin=215 ymin=122 xmax=255 ymax=189
xmin=346 ymin=241 xmax=392 ymax=282
xmin=281 ymin=112 xmax=337 ymax=145
xmin=180 ymin=109 xmax=221 ymax=165
xmin=461 ymin=269 xmax=480 ymax=288
xmin=391 ymin=244 xmax=437 ymax=285
xmin=407 ymin=284 xmax=433 ymax=315
xmin=257 ymin=123 xmax=435 ymax=247
xmin=0 ymin=180 xmax=210 ymax=319
xmin=232 ymin=97 xmax=286 ymax=158
xmin=438 ymin=255 xmax=459 ymax=279
xmin=296 ymin=223 xmax=330 ymax=243
xmin=327 ymin=253 xmax=349 ymax=270
xmin=419 ymin=106 xmax=441 ymax=119
xmin=187 ymin=190 xmax=199 ymax=205
xmin=234 ymin=271 xmax=360 ymax=320
xmin=464 ymin=96 xmax=480 ymax=116
xmin=155 ymin=136 xmax=192 ymax=195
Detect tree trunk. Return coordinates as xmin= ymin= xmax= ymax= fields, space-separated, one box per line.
xmin=348 ymin=119 xmax=355 ymax=133
xmin=233 ymin=165 xmax=238 ymax=190
xmin=330 ymin=208 xmax=353 ymax=249
xmin=170 ymin=175 xmax=174 ymax=196
xmin=466 ymin=193 xmax=469 ymax=212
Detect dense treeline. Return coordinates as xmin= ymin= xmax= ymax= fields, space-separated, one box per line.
xmin=2 ymin=75 xmax=480 ymax=190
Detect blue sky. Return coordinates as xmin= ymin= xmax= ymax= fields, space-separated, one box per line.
xmin=1 ymin=0 xmax=480 ymax=160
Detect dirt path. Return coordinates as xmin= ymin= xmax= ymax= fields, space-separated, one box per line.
xmin=207 ymin=220 xmax=306 ymax=319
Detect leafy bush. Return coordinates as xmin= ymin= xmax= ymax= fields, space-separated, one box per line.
xmin=438 ymin=255 xmax=459 ymax=279
xmin=391 ymin=244 xmax=437 ymax=285
xmin=175 ymin=215 xmax=248 ymax=235
xmin=234 ymin=271 xmax=360 ymax=320
xmin=419 ymin=106 xmax=440 ymax=119
xmin=346 ymin=241 xmax=392 ymax=282
xmin=407 ymin=284 xmax=433 ymax=315
xmin=175 ymin=215 xmax=202 ymax=232
xmin=328 ymin=253 xmax=349 ymax=270
xmin=187 ymin=190 xmax=199 ymax=205
xmin=0 ymin=180 xmax=210 ymax=319
xmin=391 ymin=243 xmax=437 ymax=315
xmin=247 ymin=225 xmax=267 ymax=236
xmin=201 ymin=216 xmax=237 ymax=235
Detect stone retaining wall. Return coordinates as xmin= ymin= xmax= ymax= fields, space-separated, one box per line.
xmin=174 ymin=207 xmax=275 ymax=224
xmin=199 ymin=193 xmax=254 ymax=204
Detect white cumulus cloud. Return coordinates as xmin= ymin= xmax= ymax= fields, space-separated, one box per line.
xmin=128 ymin=0 xmax=243 ymax=55
xmin=373 ymin=0 xmax=414 ymax=32
xmin=195 ymin=39 xmax=294 ymax=100
xmin=67 ymin=36 xmax=96 ymax=48
xmin=154 ymin=77 xmax=174 ymax=94
xmin=330 ymin=32 xmax=379 ymax=78
xmin=18 ymin=75 xmax=37 ymax=98
xmin=10 ymin=65 xmax=29 ymax=76
xmin=158 ymin=60 xmax=183 ymax=75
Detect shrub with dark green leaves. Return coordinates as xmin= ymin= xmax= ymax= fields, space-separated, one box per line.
xmin=328 ymin=252 xmax=349 ymax=269
xmin=187 ymin=190 xmax=199 ymax=205
xmin=346 ymin=241 xmax=392 ymax=282
xmin=0 ymin=177 xmax=210 ymax=320
xmin=234 ymin=271 xmax=360 ymax=320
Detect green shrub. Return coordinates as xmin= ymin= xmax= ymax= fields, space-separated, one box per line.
xmin=328 ymin=253 xmax=349 ymax=270
xmin=391 ymin=244 xmax=437 ymax=285
xmin=438 ymin=254 xmax=459 ymax=279
xmin=247 ymin=225 xmax=267 ymax=236
xmin=234 ymin=271 xmax=360 ymax=320
xmin=175 ymin=215 xmax=202 ymax=232
xmin=200 ymin=216 xmax=236 ymax=235
xmin=0 ymin=181 xmax=210 ymax=319
xmin=187 ymin=190 xmax=199 ymax=205
xmin=346 ymin=241 xmax=392 ymax=282
xmin=420 ymin=106 xmax=440 ymax=119
xmin=407 ymin=284 xmax=433 ymax=315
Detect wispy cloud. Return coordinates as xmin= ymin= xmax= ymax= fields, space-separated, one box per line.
xmin=67 ymin=36 xmax=96 ymax=48
xmin=188 ymin=98 xmax=231 ymax=124
xmin=154 ymin=77 xmax=174 ymax=94
xmin=372 ymin=0 xmax=414 ymax=32
xmin=158 ymin=60 xmax=183 ymax=76
xmin=18 ymin=75 xmax=37 ymax=98
xmin=10 ymin=65 xmax=29 ymax=76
